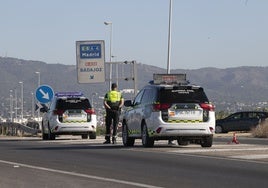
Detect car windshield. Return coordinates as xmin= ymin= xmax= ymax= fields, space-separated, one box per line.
xmin=159 ymin=86 xmax=209 ymax=103
xmin=56 ymin=98 xmax=91 ymax=109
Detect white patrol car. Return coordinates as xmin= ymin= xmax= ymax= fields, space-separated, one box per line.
xmin=40 ymin=92 xmax=97 ymax=140
xmin=122 ymin=74 xmax=215 ymax=147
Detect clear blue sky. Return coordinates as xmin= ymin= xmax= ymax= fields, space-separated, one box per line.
xmin=1 ymin=0 xmax=268 ymax=69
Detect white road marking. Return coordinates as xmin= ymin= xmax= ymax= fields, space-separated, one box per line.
xmin=230 ymin=154 xmax=268 ymax=160
xmin=169 ymin=147 xmax=268 ymax=153
xmin=0 ymin=159 xmax=163 ymax=188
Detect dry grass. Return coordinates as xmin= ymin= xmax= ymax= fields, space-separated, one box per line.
xmin=251 ymin=119 xmax=268 ymax=138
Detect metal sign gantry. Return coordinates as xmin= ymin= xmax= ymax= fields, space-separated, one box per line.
xmin=105 ymin=60 xmax=137 ymax=96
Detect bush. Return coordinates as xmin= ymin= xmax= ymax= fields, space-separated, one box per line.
xmin=96 ymin=126 xmax=106 ymax=136
xmin=251 ymin=119 xmax=268 ymax=138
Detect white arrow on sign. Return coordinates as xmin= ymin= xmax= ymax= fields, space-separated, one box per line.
xmin=39 ymin=88 xmax=49 ymax=100
xmin=35 ymin=102 xmax=43 ymax=111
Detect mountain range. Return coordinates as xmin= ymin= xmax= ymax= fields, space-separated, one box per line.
xmin=1 ymin=56 xmax=268 ymax=118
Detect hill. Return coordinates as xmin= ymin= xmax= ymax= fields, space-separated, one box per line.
xmin=1 ymin=57 xmax=268 ymax=118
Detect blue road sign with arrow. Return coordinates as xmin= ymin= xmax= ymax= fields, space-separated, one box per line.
xmin=35 ymin=85 xmax=54 ymax=104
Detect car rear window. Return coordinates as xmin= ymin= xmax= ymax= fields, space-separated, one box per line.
xmin=56 ymin=98 xmax=91 ymax=109
xmin=159 ymin=86 xmax=209 ymax=103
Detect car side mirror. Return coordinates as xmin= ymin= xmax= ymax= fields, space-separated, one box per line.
xmin=40 ymin=106 xmax=49 ymax=113
xmin=124 ymin=100 xmax=133 ymax=107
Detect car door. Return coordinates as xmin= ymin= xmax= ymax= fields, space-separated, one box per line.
xmin=139 ymin=88 xmax=157 ymax=128
xmin=127 ymin=89 xmax=144 ymax=136
xmin=257 ymin=112 xmax=268 ymax=123
xmin=41 ymin=105 xmax=51 ymax=133
xmin=241 ymin=112 xmax=260 ymax=131
xmin=223 ymin=112 xmax=242 ymax=132
xmin=43 ymin=99 xmax=57 ymax=130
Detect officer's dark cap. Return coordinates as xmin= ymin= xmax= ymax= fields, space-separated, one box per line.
xmin=111 ymin=83 xmax=117 ymax=89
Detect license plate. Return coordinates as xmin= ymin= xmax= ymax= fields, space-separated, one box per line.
xmin=169 ymin=110 xmax=202 ymax=120
xmin=176 ymin=110 xmax=198 ymax=116
xmin=68 ymin=114 xmax=82 ymax=117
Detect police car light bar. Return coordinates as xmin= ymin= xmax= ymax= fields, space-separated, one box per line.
xmin=55 ymin=92 xmax=84 ymax=97
xmin=153 ymin=74 xmax=187 ymax=85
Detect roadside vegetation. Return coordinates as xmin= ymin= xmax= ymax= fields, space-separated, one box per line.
xmin=215 ymin=111 xmax=229 ymax=119
xmin=251 ymin=119 xmax=268 ymax=138
xmin=96 ymin=125 xmax=106 ymax=136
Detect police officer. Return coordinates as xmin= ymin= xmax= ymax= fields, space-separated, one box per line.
xmin=103 ymin=83 xmax=124 ymax=144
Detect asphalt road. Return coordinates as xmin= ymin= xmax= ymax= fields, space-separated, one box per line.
xmin=0 ymin=135 xmax=267 ymax=188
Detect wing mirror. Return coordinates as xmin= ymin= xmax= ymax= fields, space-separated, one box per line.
xmin=124 ymin=100 xmax=133 ymax=107
xmin=40 ymin=106 xmax=49 ymax=113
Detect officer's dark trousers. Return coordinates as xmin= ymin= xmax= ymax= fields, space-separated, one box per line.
xmin=105 ymin=109 xmax=120 ymax=141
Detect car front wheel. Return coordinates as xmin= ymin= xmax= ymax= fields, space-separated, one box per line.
xmin=122 ymin=122 xmax=135 ymax=147
xmin=48 ymin=124 xmax=55 ymax=140
xmin=177 ymin=139 xmax=189 ymax=146
xmin=41 ymin=122 xmax=49 ymax=140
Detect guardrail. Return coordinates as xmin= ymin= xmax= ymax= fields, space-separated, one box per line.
xmin=0 ymin=122 xmax=39 ymax=136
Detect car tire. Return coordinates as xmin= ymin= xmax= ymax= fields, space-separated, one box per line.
xmin=215 ymin=125 xmax=223 ymax=133
xmin=142 ymin=123 xmax=154 ymax=147
xmin=122 ymin=122 xmax=135 ymax=147
xmin=201 ymin=135 xmax=213 ymax=147
xmin=41 ymin=122 xmax=49 ymax=140
xmin=89 ymin=132 xmax=96 ymax=139
xmin=48 ymin=124 xmax=55 ymax=140
xmin=82 ymin=134 xmax=88 ymax=139
xmin=42 ymin=131 xmax=49 ymax=140
xmin=177 ymin=139 xmax=189 ymax=146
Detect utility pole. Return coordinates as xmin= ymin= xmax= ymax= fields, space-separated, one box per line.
xmin=167 ymin=0 xmax=173 ymax=74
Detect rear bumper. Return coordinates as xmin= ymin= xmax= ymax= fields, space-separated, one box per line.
xmin=49 ymin=120 xmax=97 ymax=135
xmin=149 ymin=126 xmax=214 ymax=138
xmin=148 ymin=112 xmax=215 ymax=137
xmin=51 ymin=125 xmax=96 ymax=135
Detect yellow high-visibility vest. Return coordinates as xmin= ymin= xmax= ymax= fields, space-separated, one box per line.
xmin=105 ymin=90 xmax=122 ymax=103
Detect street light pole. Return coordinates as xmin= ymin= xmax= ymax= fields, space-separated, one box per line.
xmin=167 ymin=0 xmax=173 ymax=74
xmin=9 ymin=90 xmax=13 ymax=122
xmin=31 ymin=92 xmax=34 ymax=118
xmin=14 ymin=89 xmax=17 ymax=121
xmin=35 ymin=71 xmax=41 ymax=86
xmin=104 ymin=21 xmax=113 ymax=89
xmin=35 ymin=71 xmax=41 ymax=120
xmin=19 ymin=81 xmax=23 ymax=123
xmin=91 ymin=92 xmax=98 ymax=107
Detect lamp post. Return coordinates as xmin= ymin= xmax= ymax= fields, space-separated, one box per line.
xmin=31 ymin=92 xmax=34 ymax=118
xmin=91 ymin=92 xmax=98 ymax=117
xmin=167 ymin=0 xmax=173 ymax=74
xmin=35 ymin=71 xmax=41 ymax=86
xmin=14 ymin=89 xmax=17 ymax=122
xmin=91 ymin=92 xmax=98 ymax=107
xmin=19 ymin=81 xmax=23 ymax=123
xmin=35 ymin=71 xmax=41 ymax=120
xmin=104 ymin=21 xmax=113 ymax=89
xmin=9 ymin=90 xmax=13 ymax=122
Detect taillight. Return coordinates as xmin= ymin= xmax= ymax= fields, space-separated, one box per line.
xmin=53 ymin=109 xmax=65 ymax=115
xmin=85 ymin=108 xmax=95 ymax=114
xmin=200 ymin=103 xmax=215 ymax=111
xmin=153 ymin=103 xmax=171 ymax=111
xmin=53 ymin=109 xmax=64 ymax=122
xmin=85 ymin=109 xmax=94 ymax=122
xmin=209 ymin=127 xmax=215 ymax=133
xmin=156 ymin=127 xmax=162 ymax=133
